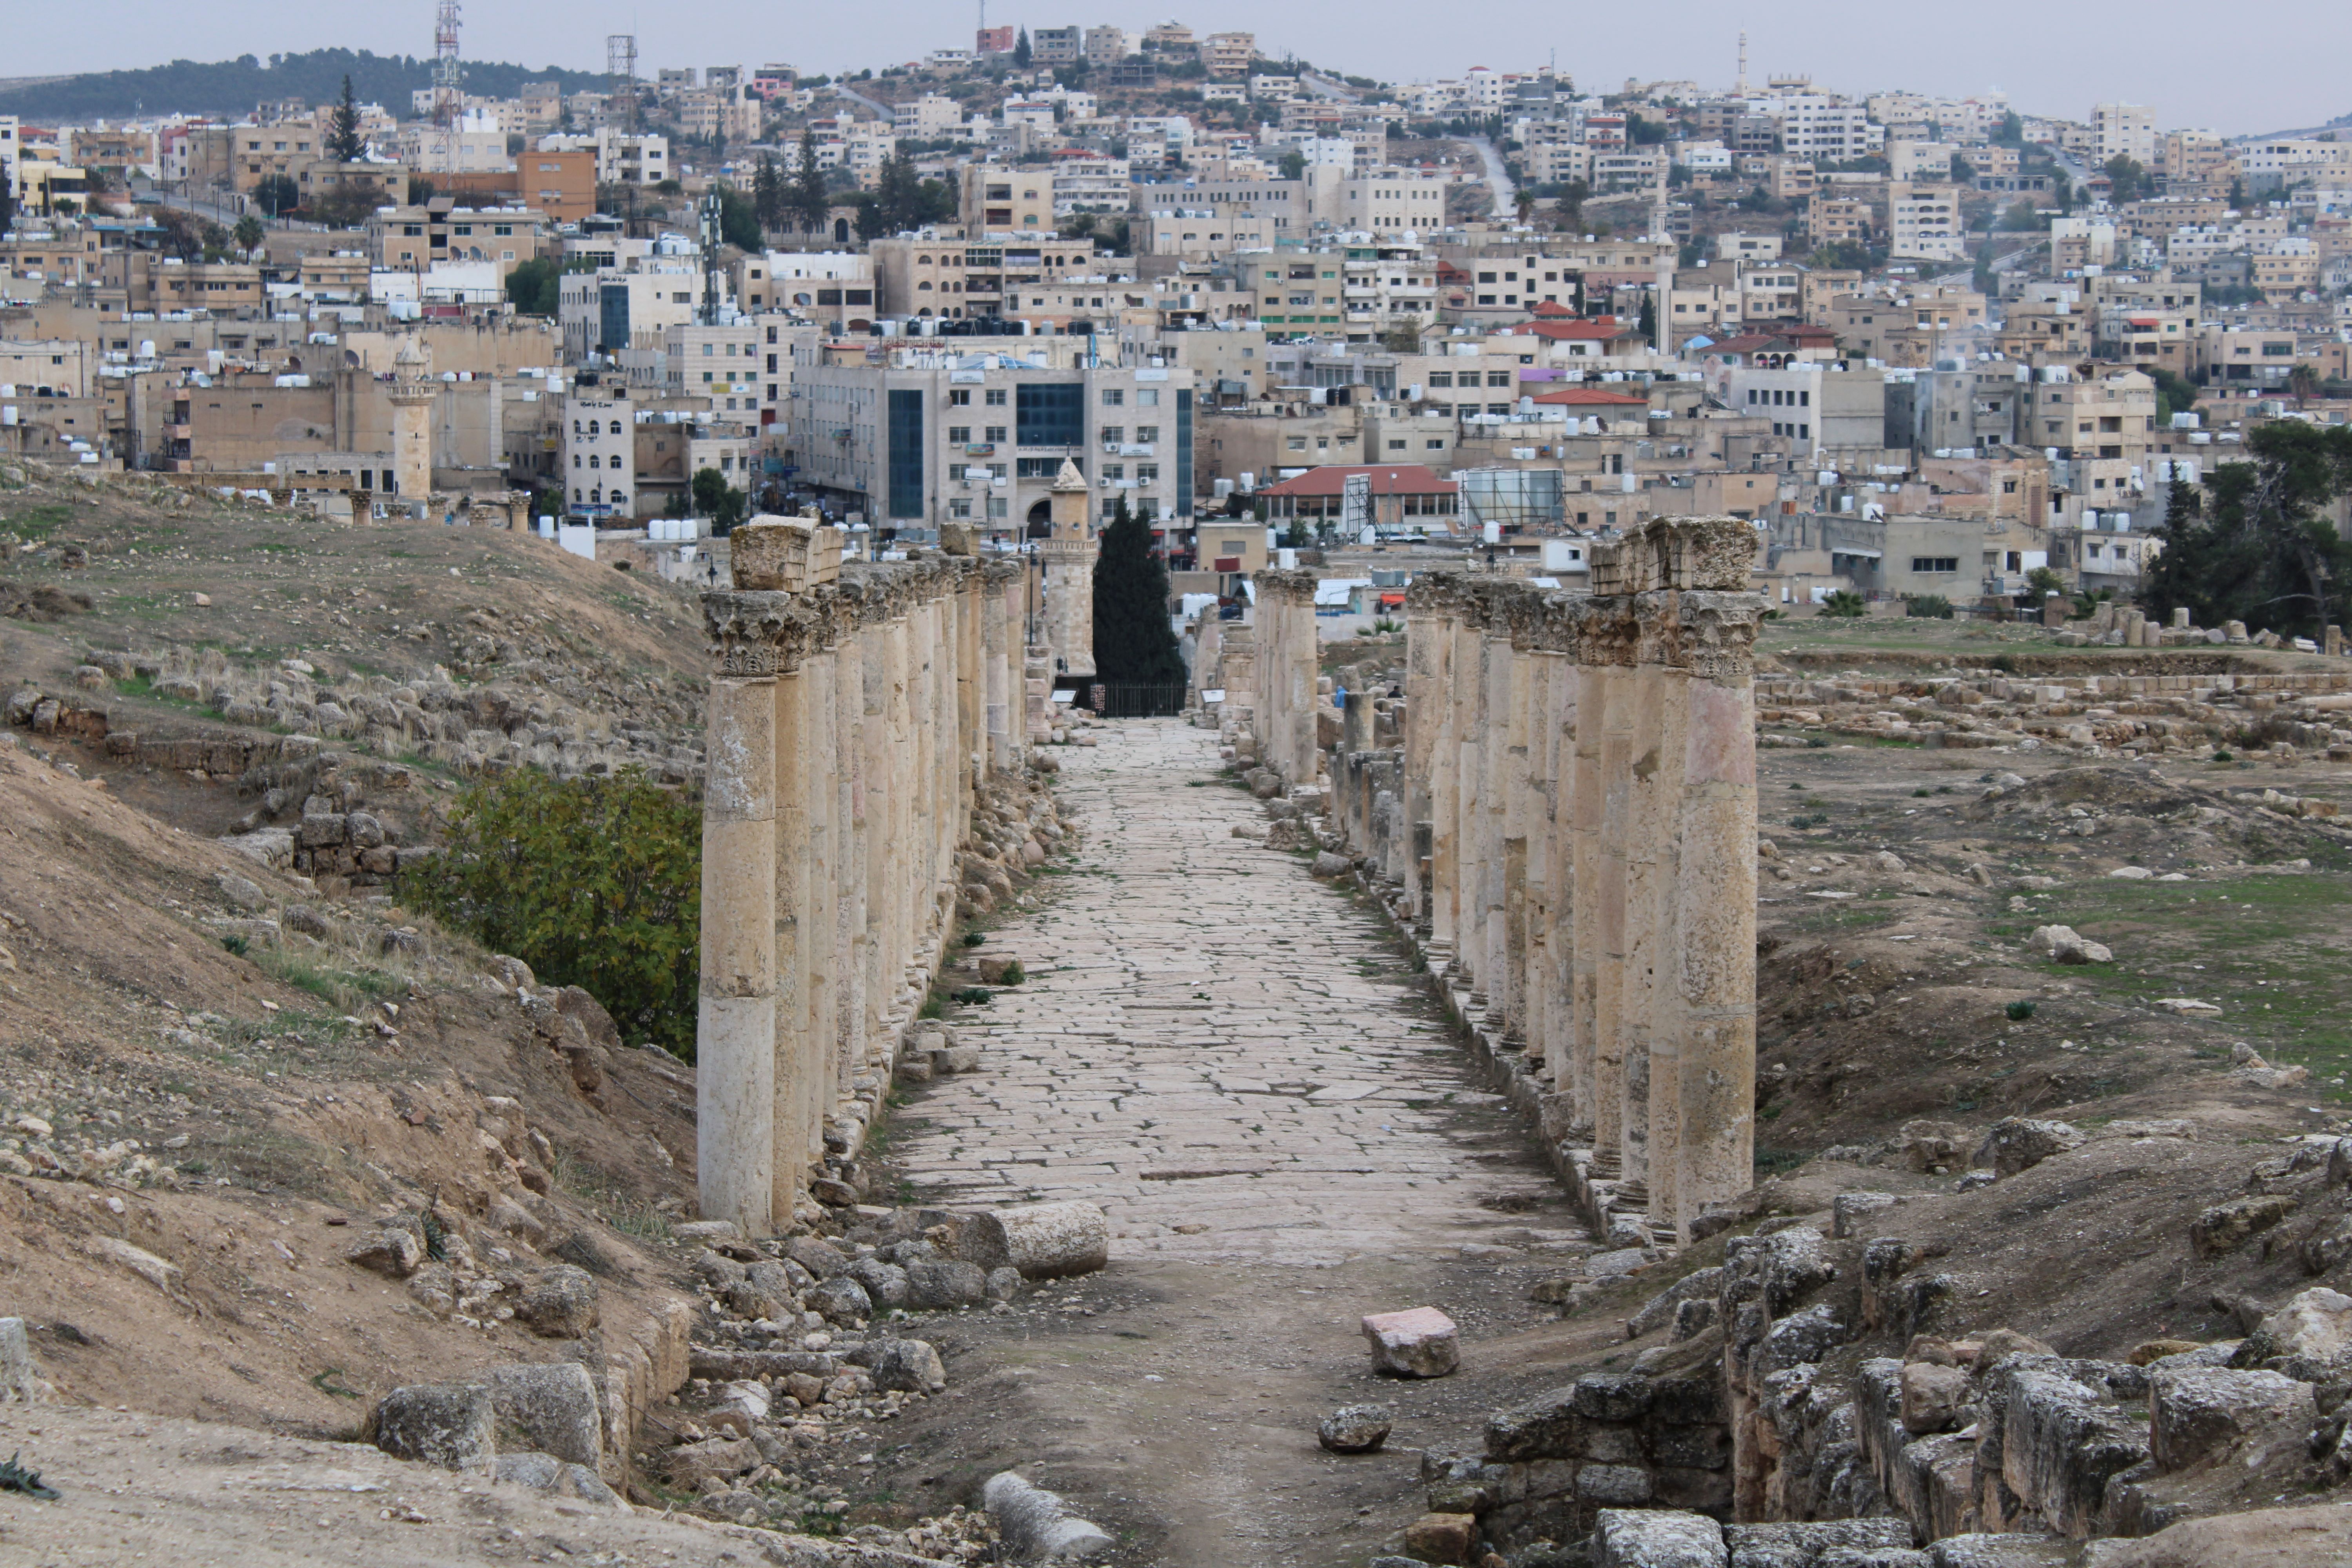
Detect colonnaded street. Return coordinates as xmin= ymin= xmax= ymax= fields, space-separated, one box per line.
xmin=885 ymin=719 xmax=1593 ymax=1566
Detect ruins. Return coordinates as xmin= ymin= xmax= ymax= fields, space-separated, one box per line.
xmin=696 ymin=519 xmax=1030 ymax=1235
xmin=1242 ymin=516 xmax=1764 ymax=1244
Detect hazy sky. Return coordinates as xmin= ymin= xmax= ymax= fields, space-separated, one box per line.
xmin=16 ymin=0 xmax=2350 ymax=136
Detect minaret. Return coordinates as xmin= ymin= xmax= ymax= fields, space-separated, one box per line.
xmin=388 ymin=336 xmax=435 ymax=507
xmin=1037 ymin=458 xmax=1097 ymax=679
xmin=1736 ymin=31 xmax=1749 ymax=97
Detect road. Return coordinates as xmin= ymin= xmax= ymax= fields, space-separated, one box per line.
xmin=1466 ymin=134 xmax=1515 ymax=218
xmin=1298 ymin=72 xmax=1359 ymax=103
xmin=884 ymin=719 xmax=1590 ymax=1565
xmin=833 ymin=82 xmax=895 ymax=120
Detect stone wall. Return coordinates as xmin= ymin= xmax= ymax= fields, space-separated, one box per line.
xmin=1268 ymin=517 xmax=1766 ymax=1246
xmin=695 ymin=533 xmax=1029 ymax=1237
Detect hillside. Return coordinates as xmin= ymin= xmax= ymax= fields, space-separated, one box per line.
xmin=0 ymin=48 xmax=607 ymax=122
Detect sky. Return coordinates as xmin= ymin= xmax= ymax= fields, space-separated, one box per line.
xmin=14 ymin=0 xmax=2351 ymax=137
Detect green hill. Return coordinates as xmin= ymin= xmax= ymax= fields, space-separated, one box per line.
xmin=0 ymin=48 xmax=606 ymax=122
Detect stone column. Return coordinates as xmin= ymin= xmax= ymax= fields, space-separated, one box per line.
xmin=984 ymin=567 xmax=1012 ymax=771
xmin=1294 ymin=589 xmax=1320 ymax=782
xmin=695 ymin=670 xmax=778 ymax=1234
xmin=1402 ymin=581 xmax=1445 ymax=923
xmin=836 ymin=602 xmax=869 ymax=1099
xmin=1426 ymin=591 xmax=1460 ymax=951
xmin=1632 ymin=586 xmax=1690 ymax=1228
xmin=862 ymin=604 xmax=893 ymax=1049
xmin=1670 ymin=575 xmax=1762 ymax=1240
xmin=1536 ymin=628 xmax=1579 ymax=1097
xmin=804 ymin=632 xmax=840 ymax=1160
xmin=1589 ymin=596 xmax=1637 ymax=1172
xmin=771 ymin=634 xmax=813 ymax=1218
xmin=1565 ymin=600 xmax=1606 ymax=1138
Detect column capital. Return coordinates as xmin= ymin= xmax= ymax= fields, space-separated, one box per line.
xmin=703 ymin=590 xmax=821 ymax=677
xmin=1670 ymin=590 xmax=1765 ymax=681
xmin=1566 ymin=596 xmax=1640 ymax=667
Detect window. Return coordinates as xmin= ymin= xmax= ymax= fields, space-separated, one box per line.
xmin=986 ymin=388 xmax=1007 ymax=405
xmin=1910 ymin=557 xmax=1959 ymax=573
xmin=1100 ymin=426 xmax=1124 ymax=445
xmin=1137 ymin=464 xmax=1158 ymax=483
xmin=1486 ymin=371 xmax=1511 ymax=388
xmin=1287 ymin=437 xmax=1308 ymax=452
xmin=948 ymin=425 xmax=972 ymax=444
xmin=1427 ymin=439 xmax=1446 ymax=450
xmin=1388 ymin=439 xmax=1407 ymax=451
xmin=985 ymin=425 xmax=1007 ymax=442
xmin=1427 ymin=371 xmax=1453 ymax=388
xmin=1102 ymin=388 xmax=1125 ymax=406
xmin=1102 ymin=464 xmax=1124 ymax=481
xmin=1135 ymin=425 xmax=1159 ymax=443
xmin=949 ymin=388 xmax=971 ymax=405
xmin=1138 ymin=388 xmax=1159 ymax=407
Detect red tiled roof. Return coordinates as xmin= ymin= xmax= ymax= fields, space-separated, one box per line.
xmin=1529 ymin=387 xmax=1650 ymax=406
xmin=1257 ymin=464 xmax=1457 ymax=497
xmin=1529 ymin=299 xmax=1575 ymax=317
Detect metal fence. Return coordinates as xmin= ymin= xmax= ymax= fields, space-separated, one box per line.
xmin=1084 ymin=682 xmax=1189 ymax=719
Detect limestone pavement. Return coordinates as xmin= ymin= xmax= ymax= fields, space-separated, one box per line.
xmin=892 ymin=719 xmax=1560 ymax=1261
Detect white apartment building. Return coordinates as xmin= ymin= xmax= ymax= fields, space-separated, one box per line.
xmin=894 ymin=95 xmax=964 ymax=139
xmin=562 ymin=381 xmax=636 ymax=517
xmin=1763 ymin=95 xmax=1880 ymax=163
xmin=664 ymin=322 xmax=775 ymax=428
xmin=1333 ymin=170 xmax=1449 ymax=235
xmin=1082 ymin=26 xmax=1129 ymax=66
xmin=2091 ymin=103 xmax=2157 ymax=169
xmin=0 ymin=118 xmax=18 ymax=207
xmin=1891 ymin=184 xmax=1966 ymax=262
xmin=538 ymin=129 xmax=669 ymax=185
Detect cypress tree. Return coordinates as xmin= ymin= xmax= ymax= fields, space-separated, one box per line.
xmin=1091 ymin=497 xmax=1186 ymax=686
xmin=327 ymin=74 xmax=365 ymax=162
xmin=791 ymin=126 xmax=830 ymax=237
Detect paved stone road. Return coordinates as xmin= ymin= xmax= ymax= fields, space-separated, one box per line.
xmin=895 ymin=719 xmax=1561 ymax=1263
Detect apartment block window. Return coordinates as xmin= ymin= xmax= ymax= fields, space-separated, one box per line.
xmin=948 ymin=426 xmax=972 ymax=444
xmin=1428 ymin=372 xmax=1453 ymax=387
xmin=1137 ymin=464 xmax=1158 ymax=483
xmin=950 ymin=388 xmax=972 ymax=405
xmin=1135 ymin=425 xmax=1159 ymax=443
xmin=1138 ymin=389 xmax=1159 ymax=406
xmin=1910 ymin=557 xmax=1960 ymax=573
xmin=985 ymin=425 xmax=1007 ymax=443
xmin=986 ymin=388 xmax=1007 ymax=405
xmin=1100 ymin=426 xmax=1124 ymax=445
xmin=1486 ymin=371 xmax=1511 ymax=388
xmin=1102 ymin=388 xmax=1125 ymax=406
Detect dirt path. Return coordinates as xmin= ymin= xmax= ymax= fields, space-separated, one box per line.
xmin=872 ymin=721 xmax=1597 ymax=1565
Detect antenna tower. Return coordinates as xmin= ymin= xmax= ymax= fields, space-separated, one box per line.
xmin=433 ymin=1 xmax=464 ymax=129
xmin=607 ymin=34 xmax=640 ymax=133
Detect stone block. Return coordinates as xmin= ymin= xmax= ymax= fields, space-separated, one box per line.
xmin=730 ymin=518 xmax=842 ymax=590
xmin=483 ymin=1361 xmax=601 ymax=1468
xmin=374 ymin=1383 xmax=495 ymax=1473
xmin=2256 ymin=1286 xmax=2352 ymax=1361
xmin=786 ymin=1235 xmax=851 ymax=1279
xmin=1401 ymin=1512 xmax=1477 ymax=1565
xmin=1596 ymin=1508 xmax=1726 ymax=1568
xmin=665 ymin=1434 xmax=757 ymax=1489
xmin=904 ymin=1259 xmax=987 ymax=1309
xmin=514 ymin=1265 xmax=599 ymax=1338
xmin=983 ymin=1471 xmax=1114 ymax=1562
xmin=961 ymin=1200 xmax=1109 ymax=1279
xmin=1901 ymin=1361 xmax=1973 ymax=1436
xmin=867 ymin=1338 xmax=948 ymax=1394
xmin=2190 ymin=1195 xmax=2297 ymax=1259
xmin=1363 ymin=1307 xmax=1460 ymax=1378
xmin=1970 ymin=1118 xmax=2085 ymax=1177
xmin=2149 ymin=1366 xmax=2314 ymax=1473
xmin=808 ymin=1275 xmax=874 ymax=1324
xmin=1319 ymin=1403 xmax=1394 ymax=1454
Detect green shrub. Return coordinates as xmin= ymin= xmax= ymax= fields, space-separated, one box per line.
xmin=401 ymin=768 xmax=701 ymax=1058
xmin=2005 ymin=999 xmax=2037 ymax=1021
xmin=1904 ymin=594 xmax=1955 ymax=619
xmin=962 ymin=930 xmax=987 ymax=946
xmin=998 ymin=960 xmax=1025 ymax=986
xmin=1817 ymin=590 xmax=1867 ymax=619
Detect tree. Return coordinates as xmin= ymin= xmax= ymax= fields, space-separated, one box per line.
xmin=1013 ymin=27 xmax=1032 ymax=68
xmin=1091 ymin=497 xmax=1186 ymax=686
xmin=875 ymin=147 xmax=922 ymax=232
xmin=852 ymin=194 xmax=887 ymax=242
xmin=253 ymin=174 xmax=301 ymax=217
xmin=2228 ymin=176 xmax=2246 ymax=211
xmin=790 ymin=127 xmax=831 ymax=237
xmin=2140 ymin=422 xmax=2352 ymax=639
xmin=2288 ymin=363 xmax=2323 ymax=407
xmin=0 ymin=176 xmax=13 ymax=236
xmin=400 ymin=769 xmax=701 ymax=1059
xmin=2103 ymin=154 xmax=2146 ymax=205
xmin=1637 ymin=292 xmax=1657 ymax=342
xmin=752 ymin=153 xmax=784 ymax=233
xmin=327 ymin=73 xmax=365 ymax=161
xmin=691 ymin=466 xmax=748 ymax=531
xmin=1950 ymin=153 xmax=1975 ymax=185
xmin=504 ymin=255 xmax=561 ymax=315
xmin=1277 ymin=149 xmax=1306 ymax=181
xmin=1998 ymin=200 xmax=2043 ymax=232
xmin=1994 ymin=110 xmax=2025 ymax=148
xmin=2147 ymin=365 xmax=2200 ymax=423
xmin=408 ymin=175 xmax=437 ymax=205
xmin=232 ymin=214 xmax=265 ymax=252
xmin=1817 ymin=589 xmax=1867 ymax=619
xmin=715 ymin=182 xmax=761 ymax=250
